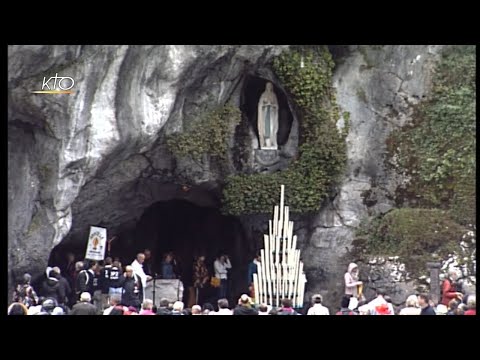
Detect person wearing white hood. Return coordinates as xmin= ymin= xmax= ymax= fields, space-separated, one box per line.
xmin=344 ymin=263 xmax=362 ymax=298
xmin=131 ymin=253 xmax=152 ymax=302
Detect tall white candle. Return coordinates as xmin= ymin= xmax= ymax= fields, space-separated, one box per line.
xmin=261 ymin=249 xmax=267 ymax=305
xmin=253 ymin=273 xmax=259 ymax=305
xmin=273 ymin=206 xmax=278 ymax=237
xmin=293 ymin=250 xmax=300 ymax=306
xmin=256 ymin=267 xmax=263 ymax=305
xmin=264 ymin=234 xmax=272 ymax=305
xmin=278 ymin=186 xmax=284 ymax=237
xmin=297 ymin=262 xmax=304 ymax=307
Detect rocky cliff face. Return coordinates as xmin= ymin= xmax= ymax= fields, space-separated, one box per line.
xmin=303 ymin=45 xmax=446 ymax=308
xmin=8 ymin=45 xmax=450 ymax=309
xmin=8 ymin=45 xmax=288 ymax=289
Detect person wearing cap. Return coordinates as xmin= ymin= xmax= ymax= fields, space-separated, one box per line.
xmin=70 ymin=292 xmax=98 ymax=315
xmin=307 ymin=294 xmax=329 ymax=315
xmin=233 ymin=294 xmax=258 ymax=315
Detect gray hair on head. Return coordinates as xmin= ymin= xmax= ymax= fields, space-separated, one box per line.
xmin=192 ymin=305 xmax=202 ymax=314
xmin=173 ymin=301 xmax=184 ymax=311
xmin=80 ymin=292 xmax=91 ymax=302
xmin=142 ymin=299 xmax=154 ymax=310
xmin=110 ymin=294 xmax=122 ymax=305
xmin=448 ymin=269 xmax=458 ymax=277
xmin=406 ymin=295 xmax=418 ymax=307
xmin=23 ymin=273 xmax=32 ymax=284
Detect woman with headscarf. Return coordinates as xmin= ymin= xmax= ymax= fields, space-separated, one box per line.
xmin=344 ymin=263 xmax=363 ymax=298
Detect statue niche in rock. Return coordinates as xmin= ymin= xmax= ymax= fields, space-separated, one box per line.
xmin=257 ymin=82 xmax=279 ymax=150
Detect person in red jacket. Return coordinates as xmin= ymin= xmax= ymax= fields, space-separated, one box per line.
xmin=441 ymin=269 xmax=463 ymax=306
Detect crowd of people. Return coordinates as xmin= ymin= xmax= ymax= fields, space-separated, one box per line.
xmin=7 ymin=254 xmax=476 ymax=315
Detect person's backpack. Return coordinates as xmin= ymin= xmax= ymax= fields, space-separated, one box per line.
xmin=14 ymin=284 xmax=37 ymax=307
xmin=76 ymin=270 xmax=91 ymax=292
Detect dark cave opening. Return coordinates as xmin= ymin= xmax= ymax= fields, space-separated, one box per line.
xmin=127 ymin=199 xmax=252 ymax=306
xmin=241 ymin=75 xmax=293 ymax=147
xmin=49 ymin=197 xmax=254 ymax=307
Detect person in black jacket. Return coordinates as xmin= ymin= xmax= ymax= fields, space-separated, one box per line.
xmin=122 ymin=266 xmax=141 ymax=310
xmin=41 ymin=269 xmax=65 ymax=305
xmin=52 ymin=267 xmax=71 ymax=306
xmin=143 ymin=249 xmax=153 ymax=276
xmin=233 ymin=294 xmax=258 ymax=315
xmin=156 ymin=298 xmax=172 ymax=315
xmin=76 ymin=261 xmax=97 ymax=299
xmin=418 ymin=293 xmax=436 ymax=315
xmin=107 ymin=260 xmax=125 ymax=300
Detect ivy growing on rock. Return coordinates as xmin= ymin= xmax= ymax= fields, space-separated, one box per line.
xmin=166 ymin=104 xmax=241 ymax=161
xmin=352 ymin=208 xmax=468 ymax=275
xmin=352 ymin=46 xmax=476 ymax=277
xmin=222 ymin=46 xmax=348 ymax=215
xmin=388 ymin=45 xmax=476 ymax=226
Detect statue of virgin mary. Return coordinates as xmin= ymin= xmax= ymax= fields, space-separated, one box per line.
xmin=257 ymin=82 xmax=279 ymax=150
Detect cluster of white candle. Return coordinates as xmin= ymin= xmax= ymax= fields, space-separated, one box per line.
xmin=253 ymin=185 xmax=307 ymax=308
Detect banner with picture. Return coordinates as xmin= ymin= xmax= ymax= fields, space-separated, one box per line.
xmin=85 ymin=226 xmax=107 ymax=261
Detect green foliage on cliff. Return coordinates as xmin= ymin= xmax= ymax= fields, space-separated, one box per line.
xmin=222 ymin=46 xmax=348 ymax=215
xmin=353 ymin=208 xmax=467 ymax=274
xmin=354 ymin=46 xmax=476 ymax=275
xmin=389 ymin=45 xmax=476 ymax=226
xmin=166 ymin=105 xmax=241 ymax=160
